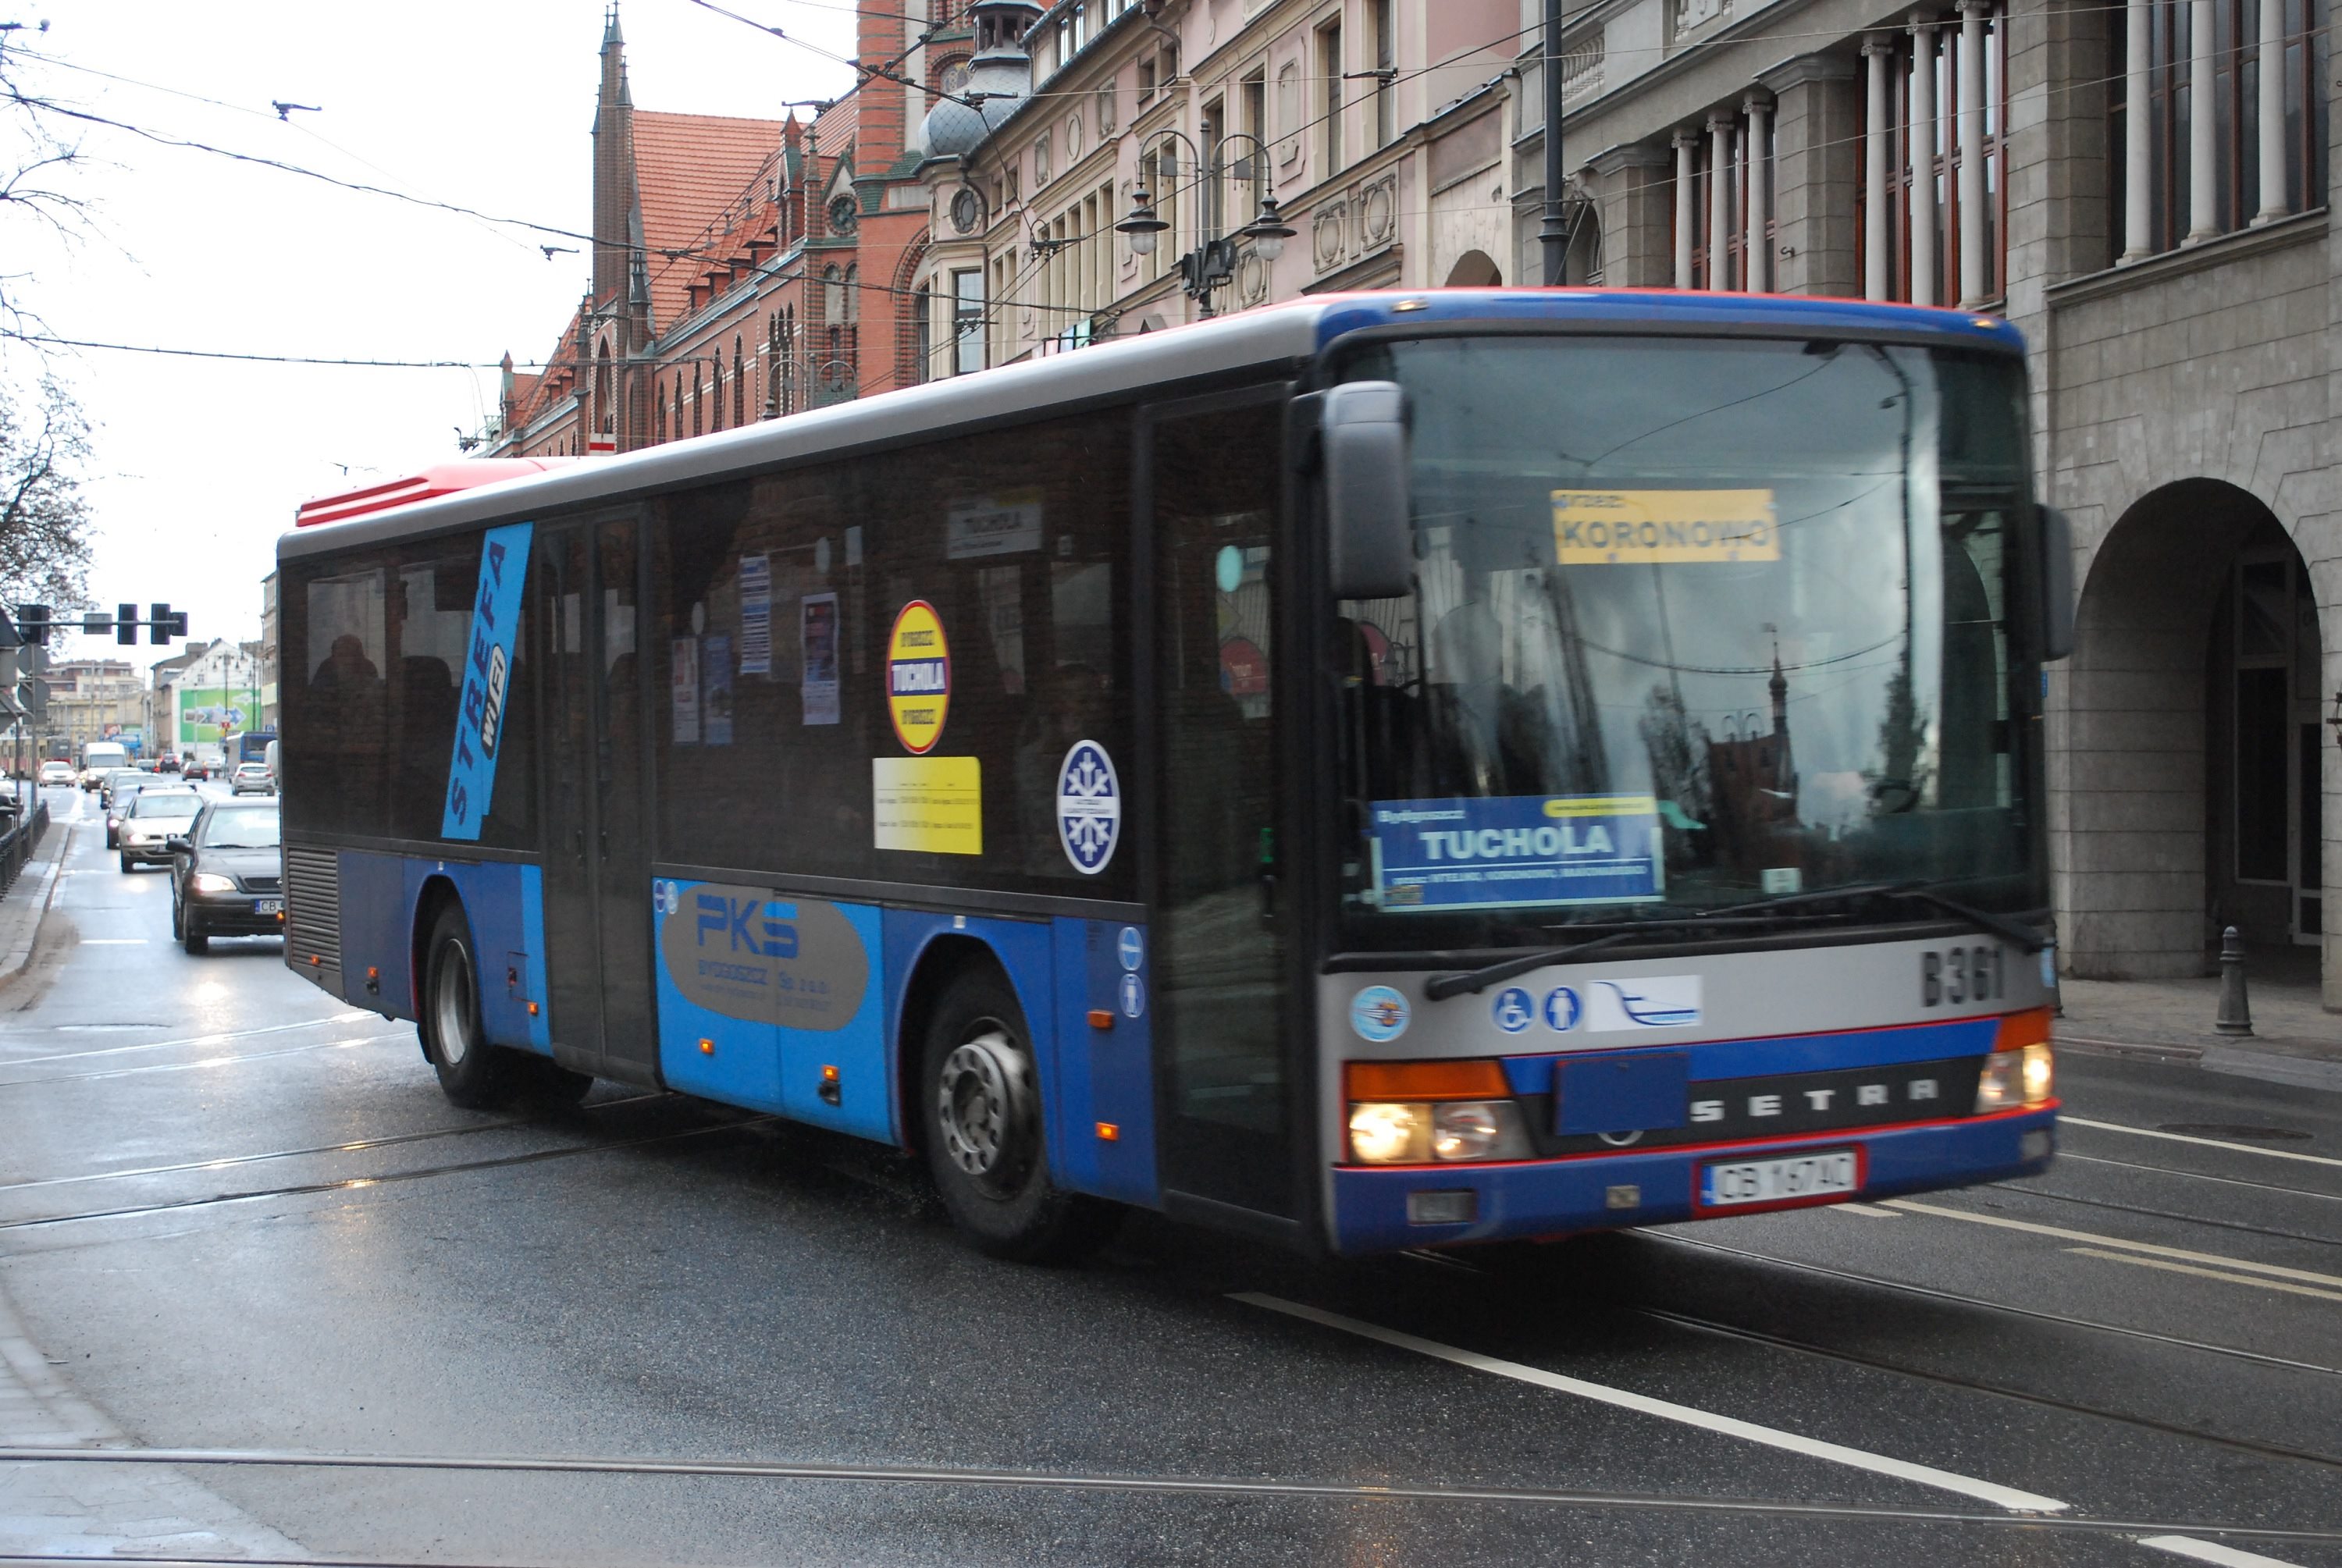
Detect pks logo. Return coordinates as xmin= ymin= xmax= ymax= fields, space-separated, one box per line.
xmin=696 ymin=892 xmax=799 ymax=958
xmin=1056 ymin=739 xmax=1120 ymax=873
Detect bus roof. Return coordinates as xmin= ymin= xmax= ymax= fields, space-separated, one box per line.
xmin=279 ymin=290 xmax=2023 ymax=563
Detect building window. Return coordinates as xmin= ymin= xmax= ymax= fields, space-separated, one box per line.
xmin=692 ymin=370 xmax=703 ymax=436
xmin=2110 ymin=0 xmax=2329 ymax=257
xmin=1319 ymin=18 xmax=1345 ymax=176
xmin=1137 ymin=55 xmax=1155 ymax=107
xmin=711 ymin=355 xmax=724 ymax=432
xmin=733 ymin=337 xmax=746 ymax=426
xmin=952 ymin=269 xmax=984 ymax=375
xmin=1856 ymin=9 xmax=2008 ymax=305
xmin=1368 ymin=0 xmax=1395 ymax=149
xmin=655 ymin=381 xmax=667 ymax=443
xmin=912 ymin=283 xmax=933 ymax=384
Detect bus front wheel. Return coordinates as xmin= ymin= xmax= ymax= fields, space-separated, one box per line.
xmin=419 ymin=902 xmax=509 ymax=1110
xmin=920 ymin=969 xmax=1116 ymax=1264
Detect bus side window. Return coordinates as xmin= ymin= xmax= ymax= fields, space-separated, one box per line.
xmin=290 ymin=564 xmax=389 ymax=837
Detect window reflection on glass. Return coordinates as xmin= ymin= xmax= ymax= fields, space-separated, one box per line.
xmin=1334 ymin=336 xmax=2039 ymax=950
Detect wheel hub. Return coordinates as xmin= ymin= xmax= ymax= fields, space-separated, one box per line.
xmin=936 ymin=1029 xmax=1031 ymax=1189
xmin=434 ymin=945 xmax=473 ymax=1066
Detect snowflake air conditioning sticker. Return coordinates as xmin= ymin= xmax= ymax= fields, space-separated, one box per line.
xmin=1055 ymin=738 xmax=1120 ymax=874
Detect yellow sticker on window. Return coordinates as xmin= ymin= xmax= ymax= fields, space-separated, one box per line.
xmin=873 ymin=756 xmax=983 ymax=855
xmin=1552 ymin=489 xmax=1779 ymax=564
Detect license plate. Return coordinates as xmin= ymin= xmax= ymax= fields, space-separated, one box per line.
xmin=254 ymin=899 xmax=283 ymax=916
xmin=1699 ymin=1149 xmax=1857 ymax=1208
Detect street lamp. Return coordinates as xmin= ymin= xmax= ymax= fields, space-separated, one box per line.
xmin=1116 ymin=130 xmax=1297 ymax=318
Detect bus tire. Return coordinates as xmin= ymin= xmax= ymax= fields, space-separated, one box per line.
xmin=418 ymin=901 xmax=511 ymax=1110
xmin=920 ymin=967 xmax=1117 ymax=1264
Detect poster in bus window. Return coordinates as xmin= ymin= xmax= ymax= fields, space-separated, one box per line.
xmin=739 ymin=554 xmax=772 ymax=675
xmin=801 ymin=592 xmax=839 ymax=726
xmin=1369 ymin=795 xmax=1664 ymax=912
xmin=702 ymin=635 xmax=733 ymax=747
xmin=671 ymin=636 xmax=700 ymax=745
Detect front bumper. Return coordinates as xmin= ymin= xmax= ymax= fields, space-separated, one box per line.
xmin=1329 ymin=1105 xmax=2056 ymax=1255
xmin=119 ymin=837 xmax=176 ymax=863
xmin=186 ymin=888 xmax=287 ymax=934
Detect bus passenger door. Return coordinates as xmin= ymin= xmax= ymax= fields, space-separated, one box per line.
xmin=537 ymin=525 xmax=604 ymax=1073
xmin=1143 ymin=389 xmax=1304 ymax=1236
xmin=534 ymin=517 xmax=658 ymax=1086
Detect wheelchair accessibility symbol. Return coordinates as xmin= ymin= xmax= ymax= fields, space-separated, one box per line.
xmin=1491 ymin=987 xmax=1536 ymax=1033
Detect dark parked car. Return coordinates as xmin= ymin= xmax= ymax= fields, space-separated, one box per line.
xmin=168 ymin=800 xmax=284 ymax=954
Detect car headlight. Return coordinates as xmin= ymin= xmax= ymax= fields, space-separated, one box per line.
xmin=1976 ymin=1041 xmax=2054 ymax=1112
xmin=190 ymin=873 xmax=237 ymax=893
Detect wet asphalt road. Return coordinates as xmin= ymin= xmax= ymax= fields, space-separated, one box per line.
xmin=0 ymin=783 xmax=2337 ymax=1566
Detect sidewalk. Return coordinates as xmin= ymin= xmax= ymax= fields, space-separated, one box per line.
xmin=0 ymin=798 xmax=73 ymax=994
xmin=2055 ymin=944 xmax=2342 ymax=1090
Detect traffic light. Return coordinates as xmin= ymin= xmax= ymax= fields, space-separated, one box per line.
xmin=81 ymin=612 xmax=111 ymax=637
xmin=149 ymin=603 xmax=187 ymax=645
xmin=116 ymin=603 xmax=137 ymax=646
xmin=14 ymin=606 xmax=49 ymax=645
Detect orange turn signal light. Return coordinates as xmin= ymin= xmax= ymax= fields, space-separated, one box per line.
xmin=365 ymin=966 xmax=379 ymax=981
xmin=1993 ymin=1007 xmax=2052 ymax=1053
xmin=821 ymin=1064 xmax=840 ymax=1083
xmin=1087 ymin=1009 xmax=1115 ymax=1030
xmin=1095 ymin=1122 xmax=1119 ymax=1142
xmin=698 ymin=1037 xmax=714 ymax=1055
xmin=1344 ymin=1058 xmax=1510 ymax=1101
xmin=526 ymin=1001 xmax=539 ymax=1015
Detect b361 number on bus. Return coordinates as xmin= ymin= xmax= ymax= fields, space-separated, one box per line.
xmin=1920 ymin=944 xmax=2004 ymax=1007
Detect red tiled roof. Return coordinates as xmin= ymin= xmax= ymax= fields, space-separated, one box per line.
xmin=634 ymin=111 xmax=789 ymax=332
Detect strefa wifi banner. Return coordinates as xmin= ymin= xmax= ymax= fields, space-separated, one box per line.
xmin=442 ymin=521 xmax=532 ymax=841
xmin=1551 ymin=489 xmax=1778 ymax=564
xmin=1369 ymin=795 xmax=1664 ymax=912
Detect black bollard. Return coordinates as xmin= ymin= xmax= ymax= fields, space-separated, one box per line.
xmin=2215 ymin=926 xmax=2254 ymax=1037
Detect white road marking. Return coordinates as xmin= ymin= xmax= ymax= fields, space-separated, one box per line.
xmin=1882 ymin=1199 xmax=2342 ymax=1289
xmin=2139 ymin=1534 xmax=2309 ymax=1566
xmin=80 ymin=938 xmax=148 ymax=945
xmin=1828 ymin=1202 xmax=1901 ymax=1218
xmin=2066 ymin=1248 xmax=2342 ymax=1305
xmin=1233 ymin=1292 xmax=2070 ymax=1514
xmin=0 ymin=1012 xmax=373 ymax=1067
xmin=2060 ymin=1115 xmax=2342 ymax=1171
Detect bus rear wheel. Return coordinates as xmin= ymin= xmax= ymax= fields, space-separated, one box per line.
xmin=920 ymin=969 xmax=1116 ymax=1264
xmin=419 ymin=902 xmax=511 ymax=1110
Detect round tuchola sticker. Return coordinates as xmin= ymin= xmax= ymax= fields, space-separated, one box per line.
xmin=885 ymin=600 xmax=951 ymax=754
xmin=1055 ymin=738 xmax=1121 ymax=873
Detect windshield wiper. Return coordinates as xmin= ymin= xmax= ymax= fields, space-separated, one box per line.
xmin=1422 ymin=931 xmax=1640 ymax=1001
xmin=1422 ymin=880 xmax=2045 ymax=1001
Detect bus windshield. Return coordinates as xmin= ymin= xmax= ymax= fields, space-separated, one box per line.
xmin=1333 ymin=334 xmax=2039 ymax=951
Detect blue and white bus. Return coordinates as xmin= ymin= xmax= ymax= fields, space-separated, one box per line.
xmin=279 ymin=290 xmax=2068 ymax=1261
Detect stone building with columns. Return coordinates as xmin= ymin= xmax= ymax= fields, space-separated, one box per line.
xmin=1511 ymin=0 xmax=2337 ymax=1001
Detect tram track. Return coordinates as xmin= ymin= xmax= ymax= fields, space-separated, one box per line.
xmin=0 ymin=1112 xmax=773 ymax=1232
xmin=1402 ymin=1236 xmax=2342 ymax=1475
xmin=2054 ymin=1149 xmax=2342 ymax=1204
xmin=1987 ymin=1180 xmax=2342 ymax=1250
xmin=1 ymin=1443 xmax=2338 ymax=1547
xmin=0 ymin=1092 xmax=671 ymax=1195
xmin=0 ymin=1031 xmax=409 ymax=1090
xmin=1640 ymin=1230 xmax=2342 ymax=1378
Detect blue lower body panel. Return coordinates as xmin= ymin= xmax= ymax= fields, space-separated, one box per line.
xmin=1329 ymin=1107 xmax=2057 ymax=1255
xmin=333 ymin=851 xmax=550 ymax=1057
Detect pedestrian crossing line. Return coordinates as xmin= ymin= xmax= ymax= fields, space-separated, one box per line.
xmin=1881 ymin=1199 xmax=2342 ymax=1289
xmin=1234 ymin=1292 xmax=2071 ymax=1514
xmin=2140 ymin=1533 xmax=2308 ymax=1566
xmin=2065 ymin=1248 xmax=2342 ymax=1305
xmin=2060 ymin=1115 xmax=2342 ymax=1171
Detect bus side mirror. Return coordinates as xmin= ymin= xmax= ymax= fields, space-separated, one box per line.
xmin=1322 ymin=381 xmax=1413 ymax=600
xmin=2040 ymin=504 xmax=2075 ymax=662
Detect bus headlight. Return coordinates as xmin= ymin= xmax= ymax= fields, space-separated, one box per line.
xmin=1976 ymin=1042 xmax=2054 ymax=1112
xmin=1432 ymin=1100 xmax=1532 ymax=1161
xmin=1349 ymin=1101 xmax=1428 ymax=1164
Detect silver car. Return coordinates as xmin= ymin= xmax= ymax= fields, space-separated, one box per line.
xmin=118 ymin=788 xmax=203 ymax=872
xmin=230 ymin=763 xmax=275 ymax=796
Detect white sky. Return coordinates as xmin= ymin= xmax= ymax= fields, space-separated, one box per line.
xmin=4 ymin=0 xmax=858 ymax=663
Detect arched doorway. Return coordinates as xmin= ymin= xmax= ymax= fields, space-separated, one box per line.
xmin=1443 ymin=250 xmax=1502 ymax=287
xmin=2063 ymin=480 xmax=2326 ymax=981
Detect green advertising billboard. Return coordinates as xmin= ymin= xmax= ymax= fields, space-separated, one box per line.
xmin=177 ymin=689 xmax=251 ymax=744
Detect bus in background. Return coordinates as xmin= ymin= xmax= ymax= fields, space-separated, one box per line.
xmin=228 ymin=731 xmax=276 ymax=766
xmin=278 ymin=290 xmax=2070 ymax=1262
